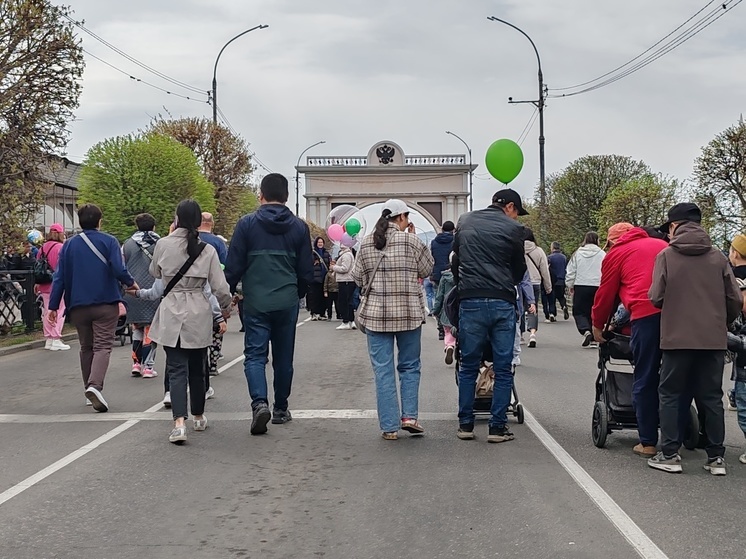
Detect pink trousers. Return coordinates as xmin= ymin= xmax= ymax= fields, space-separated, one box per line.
xmin=41 ymin=292 xmax=65 ymax=340
xmin=443 ymin=326 xmax=456 ymax=347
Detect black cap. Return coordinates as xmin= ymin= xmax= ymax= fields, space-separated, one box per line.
xmin=492 ymin=188 xmax=529 ymax=216
xmin=659 ymin=202 xmax=701 ymax=234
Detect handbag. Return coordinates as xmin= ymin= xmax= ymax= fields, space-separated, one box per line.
xmin=33 ymin=246 xmax=54 ymax=284
xmin=475 ymin=364 xmax=495 ymax=399
xmin=354 ymin=251 xmax=386 ymax=334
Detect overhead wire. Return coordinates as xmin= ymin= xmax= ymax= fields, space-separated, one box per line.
xmin=517 ymin=107 xmax=539 ymax=146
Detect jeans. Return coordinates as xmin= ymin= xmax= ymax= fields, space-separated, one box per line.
xmin=735 ymin=381 xmax=746 ymax=438
xmin=69 ymin=303 xmax=119 ymax=391
xmin=243 ymin=305 xmax=299 ymax=411
xmin=423 ymin=278 xmax=435 ymax=312
xmin=572 ymin=285 xmax=598 ymax=335
xmin=630 ymin=314 xmax=662 ymax=446
xmin=458 ymin=298 xmax=516 ymax=428
xmin=164 ymin=341 xmax=207 ymax=420
xmin=366 ymin=328 xmax=422 ymax=432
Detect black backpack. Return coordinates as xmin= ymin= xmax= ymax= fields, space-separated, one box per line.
xmin=33 ymin=246 xmax=54 ymax=284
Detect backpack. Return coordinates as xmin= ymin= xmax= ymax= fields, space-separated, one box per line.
xmin=33 ymin=246 xmax=54 ymax=284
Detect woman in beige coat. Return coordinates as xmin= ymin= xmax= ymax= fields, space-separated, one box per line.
xmin=148 ymin=200 xmax=232 ymax=444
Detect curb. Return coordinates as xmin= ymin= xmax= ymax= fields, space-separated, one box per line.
xmin=0 ymin=332 xmax=79 ymax=358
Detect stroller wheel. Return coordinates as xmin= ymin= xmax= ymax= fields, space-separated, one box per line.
xmin=515 ymin=403 xmax=525 ymax=424
xmin=682 ymin=405 xmax=700 ymax=451
xmin=592 ymin=401 xmax=608 ymax=448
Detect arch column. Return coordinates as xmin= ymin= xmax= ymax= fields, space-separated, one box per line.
xmin=318 ymin=197 xmax=328 ymax=225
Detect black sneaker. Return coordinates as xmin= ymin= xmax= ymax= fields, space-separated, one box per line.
xmin=563 ymin=307 xmax=570 ymax=320
xmin=271 ymin=408 xmax=292 ymax=425
xmin=250 ymin=403 xmax=272 ymax=435
xmin=457 ymin=423 xmax=475 ymax=440
xmin=728 ymin=389 xmax=737 ymax=411
xmin=582 ymin=331 xmax=593 ymax=347
xmin=487 ymin=425 xmax=515 ymax=443
xmin=549 ymin=315 xmax=556 ymax=323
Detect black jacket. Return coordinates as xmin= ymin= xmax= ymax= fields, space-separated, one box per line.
xmin=430 ymin=231 xmax=454 ymax=282
xmin=452 ymin=206 xmax=526 ymax=304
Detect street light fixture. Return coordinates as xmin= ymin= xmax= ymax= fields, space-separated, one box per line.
xmin=445 ymin=130 xmax=473 ymax=212
xmin=295 ymin=141 xmax=326 ymax=216
xmin=212 ymin=24 xmax=269 ymax=125
xmin=487 ymin=16 xmax=546 ymax=212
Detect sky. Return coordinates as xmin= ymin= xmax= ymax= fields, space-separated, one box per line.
xmin=63 ymin=0 xmax=746 ymax=232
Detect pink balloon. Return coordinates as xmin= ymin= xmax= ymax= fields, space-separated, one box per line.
xmin=341 ymin=233 xmax=357 ymax=247
xmin=327 ymin=223 xmax=344 ymax=242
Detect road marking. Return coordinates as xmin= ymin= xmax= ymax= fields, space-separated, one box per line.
xmin=297 ymin=316 xmax=313 ymax=328
xmin=523 ymin=407 xmax=669 ymax=559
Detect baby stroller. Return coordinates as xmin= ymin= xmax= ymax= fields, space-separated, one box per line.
xmin=592 ymin=333 xmax=699 ymax=449
xmin=115 ymin=302 xmax=132 ymax=347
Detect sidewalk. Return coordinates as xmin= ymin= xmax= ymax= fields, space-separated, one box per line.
xmin=0 ymin=331 xmax=78 ymax=358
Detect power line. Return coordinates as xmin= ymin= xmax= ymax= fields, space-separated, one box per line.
xmin=64 ymin=14 xmax=207 ymax=95
xmin=549 ymin=0 xmax=741 ymax=98
xmin=83 ymin=49 xmax=209 ymax=103
xmin=214 ymin=107 xmax=274 ymax=174
xmin=517 ymin=107 xmax=539 ymax=146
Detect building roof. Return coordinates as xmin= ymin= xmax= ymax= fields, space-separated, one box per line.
xmin=41 ymin=156 xmax=82 ymax=190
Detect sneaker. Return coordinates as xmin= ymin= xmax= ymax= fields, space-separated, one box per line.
xmin=311 ymin=314 xmax=318 ymax=321
xmin=336 ymin=323 xmax=352 ymax=330
xmin=84 ymin=387 xmax=108 ymax=413
xmin=544 ymin=318 xmax=551 ymax=324
xmin=633 ymin=443 xmax=657 ymax=457
xmin=647 ymin=452 xmax=682 ymax=473
xmin=131 ymin=363 xmax=142 ymax=377
xmin=520 ymin=334 xmax=526 ymax=345
xmin=50 ymin=339 xmax=70 ymax=351
xmin=438 ymin=331 xmax=445 ymax=341
xmin=445 ymin=345 xmax=455 ymax=365
xmin=205 ymin=387 xmax=215 ymax=400
xmin=457 ymin=424 xmax=475 ymax=440
xmin=727 ymin=389 xmax=737 ymax=411
xmin=528 ymin=334 xmax=537 ymax=348
xmin=582 ymin=331 xmax=593 ymax=347
xmin=488 ymin=425 xmax=515 ymax=443
xmin=703 ymin=457 xmax=727 ymax=476
xmin=350 ymin=322 xmax=357 ymax=330
xmin=271 ymin=408 xmax=292 ymax=424
xmin=169 ymin=426 xmax=187 ymax=444
xmin=162 ymin=391 xmax=172 ymax=409
xmin=401 ymin=418 xmax=424 ymax=435
xmin=193 ymin=415 xmax=208 ymax=431
xmin=250 ymin=403 xmax=272 ymax=435
xmin=512 ymin=357 xmax=521 ymax=367
xmin=549 ymin=315 xmax=556 ymax=323
xmin=563 ymin=307 xmax=570 ymax=320
xmin=739 ymin=452 xmax=746 ymax=465
xmin=382 ymin=431 xmax=398 ymax=440
xmin=141 ymin=367 xmax=157 ymax=378
xmin=208 ymin=368 xmax=220 ymax=377
xmin=44 ymin=339 xmax=53 ymax=350
xmin=218 ymin=353 xmax=224 ymax=361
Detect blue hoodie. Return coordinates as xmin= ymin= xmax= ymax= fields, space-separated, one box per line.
xmin=430 ymin=231 xmax=454 ymax=282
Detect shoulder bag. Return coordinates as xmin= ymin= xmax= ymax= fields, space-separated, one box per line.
xmin=162 ymin=242 xmax=207 ymax=298
xmin=354 ymin=251 xmax=386 ymax=334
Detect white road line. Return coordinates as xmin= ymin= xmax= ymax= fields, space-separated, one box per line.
xmin=523 ymin=407 xmax=669 ymax=559
xmin=297 ymin=316 xmax=313 ymax=328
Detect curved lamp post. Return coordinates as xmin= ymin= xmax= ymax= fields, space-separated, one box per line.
xmin=445 ymin=130 xmax=473 ymax=212
xmin=295 ymin=141 xmax=326 ymax=216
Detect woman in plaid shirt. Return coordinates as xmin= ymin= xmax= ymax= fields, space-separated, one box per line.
xmin=352 ymin=200 xmax=434 ymax=440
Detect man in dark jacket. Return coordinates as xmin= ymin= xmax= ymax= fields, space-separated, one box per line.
xmin=452 ymin=189 xmax=527 ymax=443
xmin=225 ymin=174 xmax=314 ymax=435
xmin=546 ymin=242 xmax=568 ymax=320
xmin=430 ymin=221 xmax=454 ymax=338
xmin=647 ymin=203 xmax=742 ymax=475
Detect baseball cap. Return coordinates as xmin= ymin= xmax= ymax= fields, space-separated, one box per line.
xmin=383 ymin=199 xmax=409 ymax=218
xmin=603 ymin=222 xmax=634 ymax=250
xmin=49 ymin=223 xmax=63 ymax=233
xmin=492 ymin=188 xmax=528 ymax=216
xmin=731 ymin=234 xmax=746 ymax=257
xmin=659 ymin=202 xmax=701 ymax=234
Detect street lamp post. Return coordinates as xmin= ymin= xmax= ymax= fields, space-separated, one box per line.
xmin=487 ymin=16 xmax=546 ymax=211
xmin=445 ymin=130 xmax=473 ymax=212
xmin=295 ymin=141 xmax=326 ymax=216
xmin=212 ymin=24 xmax=269 ymax=125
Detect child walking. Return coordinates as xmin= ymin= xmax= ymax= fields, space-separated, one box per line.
xmin=432 ymin=265 xmax=456 ymax=364
xmin=323 ymin=266 xmax=340 ymax=320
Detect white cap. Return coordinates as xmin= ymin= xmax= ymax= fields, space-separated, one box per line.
xmin=383 ymin=199 xmax=409 ymax=218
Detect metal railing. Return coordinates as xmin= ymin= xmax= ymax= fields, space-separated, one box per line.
xmin=0 ymin=270 xmax=41 ymax=335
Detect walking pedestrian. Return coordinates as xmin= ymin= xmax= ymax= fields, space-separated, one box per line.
xmin=36 ymin=224 xmax=69 ymax=351
xmin=352 ymin=199 xmax=434 ymax=440
xmin=225 ymin=173 xmax=314 ymax=435
xmin=547 ymin=242 xmax=569 ymax=321
xmin=452 ymin=189 xmax=527 ymax=442
xmin=48 ymin=204 xmax=138 ymax=412
xmin=523 ymin=228 xmax=551 ymax=348
xmin=199 ymin=212 xmax=228 ymax=364
xmin=308 ymin=252 xmax=327 ymax=320
xmin=430 ymin=221 xmax=454 ymax=338
xmin=323 ymin=266 xmax=340 ymax=320
xmin=647 ymin=203 xmax=742 ymax=475
xmin=566 ymin=232 xmax=606 ymax=347
xmin=148 ymin=200 xmax=232 ymax=444
xmin=333 ymin=244 xmax=356 ymax=330
xmin=122 ymin=213 xmax=160 ymax=377
xmin=514 ymin=270 xmax=535 ymax=367
xmin=591 ymin=223 xmax=668 ymax=457
xmin=432 ymin=264 xmax=456 ymax=365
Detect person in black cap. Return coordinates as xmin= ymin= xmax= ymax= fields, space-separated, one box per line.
xmin=658 ymin=203 xmax=702 ymax=236
xmin=451 ymin=188 xmax=527 ymax=442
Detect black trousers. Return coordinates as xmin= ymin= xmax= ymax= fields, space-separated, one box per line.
xmin=164 ymin=342 xmax=208 ymax=420
xmin=337 ymin=281 xmax=356 ymax=323
xmin=660 ymin=350 xmax=726 ymax=459
xmin=572 ymin=285 xmax=598 ymax=335
xmin=325 ymin=291 xmax=339 ymax=319
xmin=308 ymin=283 xmax=326 ymax=316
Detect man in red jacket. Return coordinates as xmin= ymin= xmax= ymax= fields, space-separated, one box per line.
xmin=592 ymin=223 xmax=668 ymax=457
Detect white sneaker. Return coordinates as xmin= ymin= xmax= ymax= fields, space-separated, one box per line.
xmin=445 ymin=345 xmax=455 ymax=365
xmin=528 ymin=334 xmax=537 ymax=348
xmin=739 ymin=452 xmax=746 ymax=465
xmin=84 ymin=387 xmax=108 ymax=412
xmin=50 ymin=339 xmax=70 ymax=351
xmin=193 ymin=415 xmax=208 ymax=431
xmin=350 ymin=322 xmax=357 ymax=330
xmin=162 ymin=391 xmax=172 ymax=409
xmin=205 ymin=387 xmax=215 ymax=400
xmin=336 ymin=323 xmax=352 ymax=330
xmin=44 ymin=339 xmax=53 ymax=350
xmin=512 ymin=357 xmax=521 ymax=367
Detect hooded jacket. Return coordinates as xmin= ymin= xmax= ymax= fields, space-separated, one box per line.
xmin=225 ymin=204 xmax=314 ymax=314
xmin=591 ymin=227 xmax=667 ymax=330
xmin=524 ymin=241 xmax=552 ymax=292
xmin=430 ymin=231 xmax=454 ymax=282
xmin=566 ymin=244 xmax=605 ymax=289
xmin=649 ymin=222 xmax=742 ymax=350
xmin=332 ymin=247 xmax=355 ymax=283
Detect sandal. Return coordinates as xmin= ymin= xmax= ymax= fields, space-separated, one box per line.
xmin=401 ymin=418 xmax=424 ymax=435
xmin=381 ymin=431 xmax=398 ymax=440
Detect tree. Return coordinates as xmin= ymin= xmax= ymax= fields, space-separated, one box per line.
xmin=78 ymin=134 xmax=216 ymax=241
xmin=597 ymin=174 xmax=680 ymax=233
xmin=148 ymin=117 xmax=255 ymax=237
xmin=0 ymin=0 xmax=84 ymax=248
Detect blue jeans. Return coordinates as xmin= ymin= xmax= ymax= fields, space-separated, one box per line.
xmin=423 ymin=278 xmax=435 ymax=312
xmin=458 ymin=298 xmax=516 ymax=428
xmin=630 ymin=314 xmax=662 ymax=446
xmin=736 ymin=381 xmax=746 ymax=438
xmin=366 ymin=328 xmax=422 ymax=432
xmin=243 ymin=305 xmax=299 ymax=410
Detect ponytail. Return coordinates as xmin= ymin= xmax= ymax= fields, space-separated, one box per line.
xmin=175 ymin=199 xmax=203 ymax=259
xmin=373 ymin=209 xmax=393 ymax=250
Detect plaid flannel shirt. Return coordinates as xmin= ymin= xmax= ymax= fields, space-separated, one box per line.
xmin=352 ymin=224 xmax=434 ymax=333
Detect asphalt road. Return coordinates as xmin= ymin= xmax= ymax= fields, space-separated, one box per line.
xmin=1 ymin=311 xmax=745 ymax=559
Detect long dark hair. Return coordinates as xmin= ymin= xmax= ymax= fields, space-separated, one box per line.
xmin=373 ymin=209 xmax=393 ymax=250
xmin=175 ymin=199 xmax=203 ymax=259
xmin=582 ymin=231 xmax=599 ymax=246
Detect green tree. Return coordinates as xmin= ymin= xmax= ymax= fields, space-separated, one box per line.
xmin=597 ymin=174 xmax=680 ymax=233
xmin=0 ymin=0 xmax=84 ymax=248
xmin=78 ymin=133 xmax=215 ymax=241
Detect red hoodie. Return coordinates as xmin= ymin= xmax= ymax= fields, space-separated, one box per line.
xmin=591 ymin=227 xmax=668 ymax=329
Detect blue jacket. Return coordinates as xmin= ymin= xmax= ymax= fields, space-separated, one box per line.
xmin=430 ymin=231 xmax=454 ymax=282
xmin=49 ymin=230 xmax=135 ymax=312
xmin=225 ymin=204 xmax=314 ymax=314
xmin=547 ymin=251 xmax=567 ymax=285
xmin=199 ymin=232 xmax=228 ymax=265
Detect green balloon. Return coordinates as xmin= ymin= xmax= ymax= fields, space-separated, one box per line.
xmin=344 ymin=217 xmax=361 ymax=237
xmin=485 ymin=139 xmax=524 ymax=184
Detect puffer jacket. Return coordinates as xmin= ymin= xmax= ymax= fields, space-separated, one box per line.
xmin=566 ymin=244 xmax=605 ymax=288
xmin=524 ymin=241 xmax=552 ymax=292
xmin=332 ymin=248 xmax=355 ymax=282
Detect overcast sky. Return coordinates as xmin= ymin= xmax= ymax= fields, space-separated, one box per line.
xmin=64 ymin=0 xmax=746 ymax=225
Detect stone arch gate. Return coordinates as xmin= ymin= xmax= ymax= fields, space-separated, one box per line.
xmin=298 ymin=140 xmax=476 ymax=229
